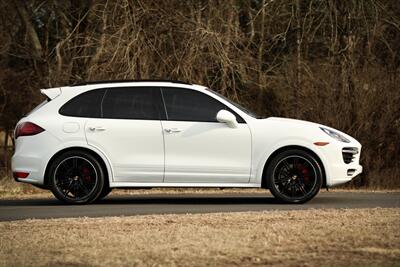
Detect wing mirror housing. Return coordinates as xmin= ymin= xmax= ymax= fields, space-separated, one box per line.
xmin=216 ymin=110 xmax=238 ymax=128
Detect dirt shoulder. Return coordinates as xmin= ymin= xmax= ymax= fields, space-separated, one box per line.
xmin=1 ymin=208 xmax=399 ymax=267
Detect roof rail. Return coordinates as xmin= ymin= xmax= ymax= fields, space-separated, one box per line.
xmin=71 ymin=79 xmax=191 ymax=86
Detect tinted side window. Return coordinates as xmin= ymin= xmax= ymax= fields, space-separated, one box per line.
xmin=162 ymin=88 xmax=244 ymax=123
xmin=59 ymin=89 xmax=105 ymax=118
xmin=102 ymin=87 xmax=165 ymax=120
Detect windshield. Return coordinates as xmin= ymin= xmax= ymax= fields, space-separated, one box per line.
xmin=206 ymin=88 xmax=262 ymax=119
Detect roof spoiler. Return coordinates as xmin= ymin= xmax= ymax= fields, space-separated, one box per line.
xmin=40 ymin=88 xmax=61 ymax=100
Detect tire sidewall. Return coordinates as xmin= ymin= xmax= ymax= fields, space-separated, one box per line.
xmin=97 ymin=187 xmax=112 ymax=201
xmin=267 ymin=149 xmax=322 ymax=204
xmin=49 ymin=150 xmax=105 ymax=204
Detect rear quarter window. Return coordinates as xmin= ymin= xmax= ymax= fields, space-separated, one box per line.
xmin=59 ymin=89 xmax=106 ymax=118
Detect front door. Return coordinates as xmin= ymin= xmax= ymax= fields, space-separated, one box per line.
xmin=161 ymin=88 xmax=252 ymax=183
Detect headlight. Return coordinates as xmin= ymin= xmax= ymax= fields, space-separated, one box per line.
xmin=320 ymin=127 xmax=350 ymax=143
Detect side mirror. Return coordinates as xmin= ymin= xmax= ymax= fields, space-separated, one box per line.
xmin=216 ymin=110 xmax=238 ymax=128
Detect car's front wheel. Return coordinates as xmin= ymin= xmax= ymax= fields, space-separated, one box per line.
xmin=49 ymin=150 xmax=105 ymax=204
xmin=266 ymin=149 xmax=322 ymax=203
xmin=97 ymin=186 xmax=112 ymax=201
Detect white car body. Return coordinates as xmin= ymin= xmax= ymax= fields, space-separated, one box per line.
xmin=12 ymin=81 xmax=362 ymax=194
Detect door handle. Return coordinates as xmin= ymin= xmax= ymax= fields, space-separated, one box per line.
xmin=89 ymin=126 xmax=106 ymax=132
xmin=164 ymin=128 xmax=182 ymax=133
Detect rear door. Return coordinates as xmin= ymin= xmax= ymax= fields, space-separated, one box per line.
xmin=85 ymin=87 xmax=165 ymax=183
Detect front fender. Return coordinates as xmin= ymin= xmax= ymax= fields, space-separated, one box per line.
xmin=251 ymin=137 xmax=331 ymax=186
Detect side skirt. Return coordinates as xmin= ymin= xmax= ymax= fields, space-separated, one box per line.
xmin=109 ymin=182 xmax=261 ymax=188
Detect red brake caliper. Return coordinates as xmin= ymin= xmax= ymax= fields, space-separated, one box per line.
xmin=299 ymin=165 xmax=310 ymax=184
xmin=81 ymin=167 xmax=92 ymax=182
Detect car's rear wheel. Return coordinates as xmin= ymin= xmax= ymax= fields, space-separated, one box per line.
xmin=266 ymin=149 xmax=322 ymax=203
xmin=49 ymin=151 xmax=104 ymax=204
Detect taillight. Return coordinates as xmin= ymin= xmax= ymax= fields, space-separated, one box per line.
xmin=13 ymin=172 xmax=29 ymax=179
xmin=15 ymin=122 xmax=44 ymax=139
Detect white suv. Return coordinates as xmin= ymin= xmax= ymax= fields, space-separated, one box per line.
xmin=12 ymin=80 xmax=362 ymax=204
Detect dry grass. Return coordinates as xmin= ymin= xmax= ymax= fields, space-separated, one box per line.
xmin=1 ymin=208 xmax=399 ymax=267
xmin=0 ymin=178 xmax=51 ymax=199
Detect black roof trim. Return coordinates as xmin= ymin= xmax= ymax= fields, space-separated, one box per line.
xmin=71 ymin=80 xmax=191 ymax=87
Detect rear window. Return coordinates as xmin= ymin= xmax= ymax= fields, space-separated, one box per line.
xmin=59 ymin=89 xmax=105 ymax=118
xmin=102 ymin=87 xmax=164 ymax=120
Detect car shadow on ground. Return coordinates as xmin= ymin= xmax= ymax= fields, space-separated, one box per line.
xmin=0 ymin=194 xmax=334 ymax=206
xmin=98 ymin=195 xmax=284 ymax=205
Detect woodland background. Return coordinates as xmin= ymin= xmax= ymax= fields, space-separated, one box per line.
xmin=0 ymin=0 xmax=399 ymax=188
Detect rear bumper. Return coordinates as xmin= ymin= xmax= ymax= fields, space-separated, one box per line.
xmin=11 ymin=131 xmax=61 ymax=186
xmin=12 ymin=152 xmax=46 ymax=185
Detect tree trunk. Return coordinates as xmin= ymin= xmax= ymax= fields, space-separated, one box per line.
xmin=256 ymin=0 xmax=266 ymax=114
xmin=3 ymin=129 xmax=9 ymax=177
xmin=14 ymin=0 xmax=43 ymax=59
xmin=295 ymin=0 xmax=302 ymax=117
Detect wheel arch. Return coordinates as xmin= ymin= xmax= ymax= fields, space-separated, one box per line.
xmin=43 ymin=146 xmax=111 ymax=188
xmin=260 ymin=145 xmax=327 ymax=189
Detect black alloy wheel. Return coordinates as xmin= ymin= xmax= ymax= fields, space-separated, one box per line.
xmin=49 ymin=150 xmax=105 ymax=204
xmin=266 ymin=149 xmax=322 ymax=203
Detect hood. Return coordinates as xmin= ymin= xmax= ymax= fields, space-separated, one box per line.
xmin=266 ymin=117 xmax=322 ymax=127
xmin=262 ymin=117 xmax=358 ymax=144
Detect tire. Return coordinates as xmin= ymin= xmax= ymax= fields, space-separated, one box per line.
xmin=266 ymin=149 xmax=322 ymax=204
xmin=49 ymin=150 xmax=105 ymax=204
xmin=97 ymin=186 xmax=112 ymax=201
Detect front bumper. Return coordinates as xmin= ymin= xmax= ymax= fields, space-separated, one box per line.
xmin=316 ymin=141 xmax=363 ymax=187
xmin=327 ymin=163 xmax=363 ymax=187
